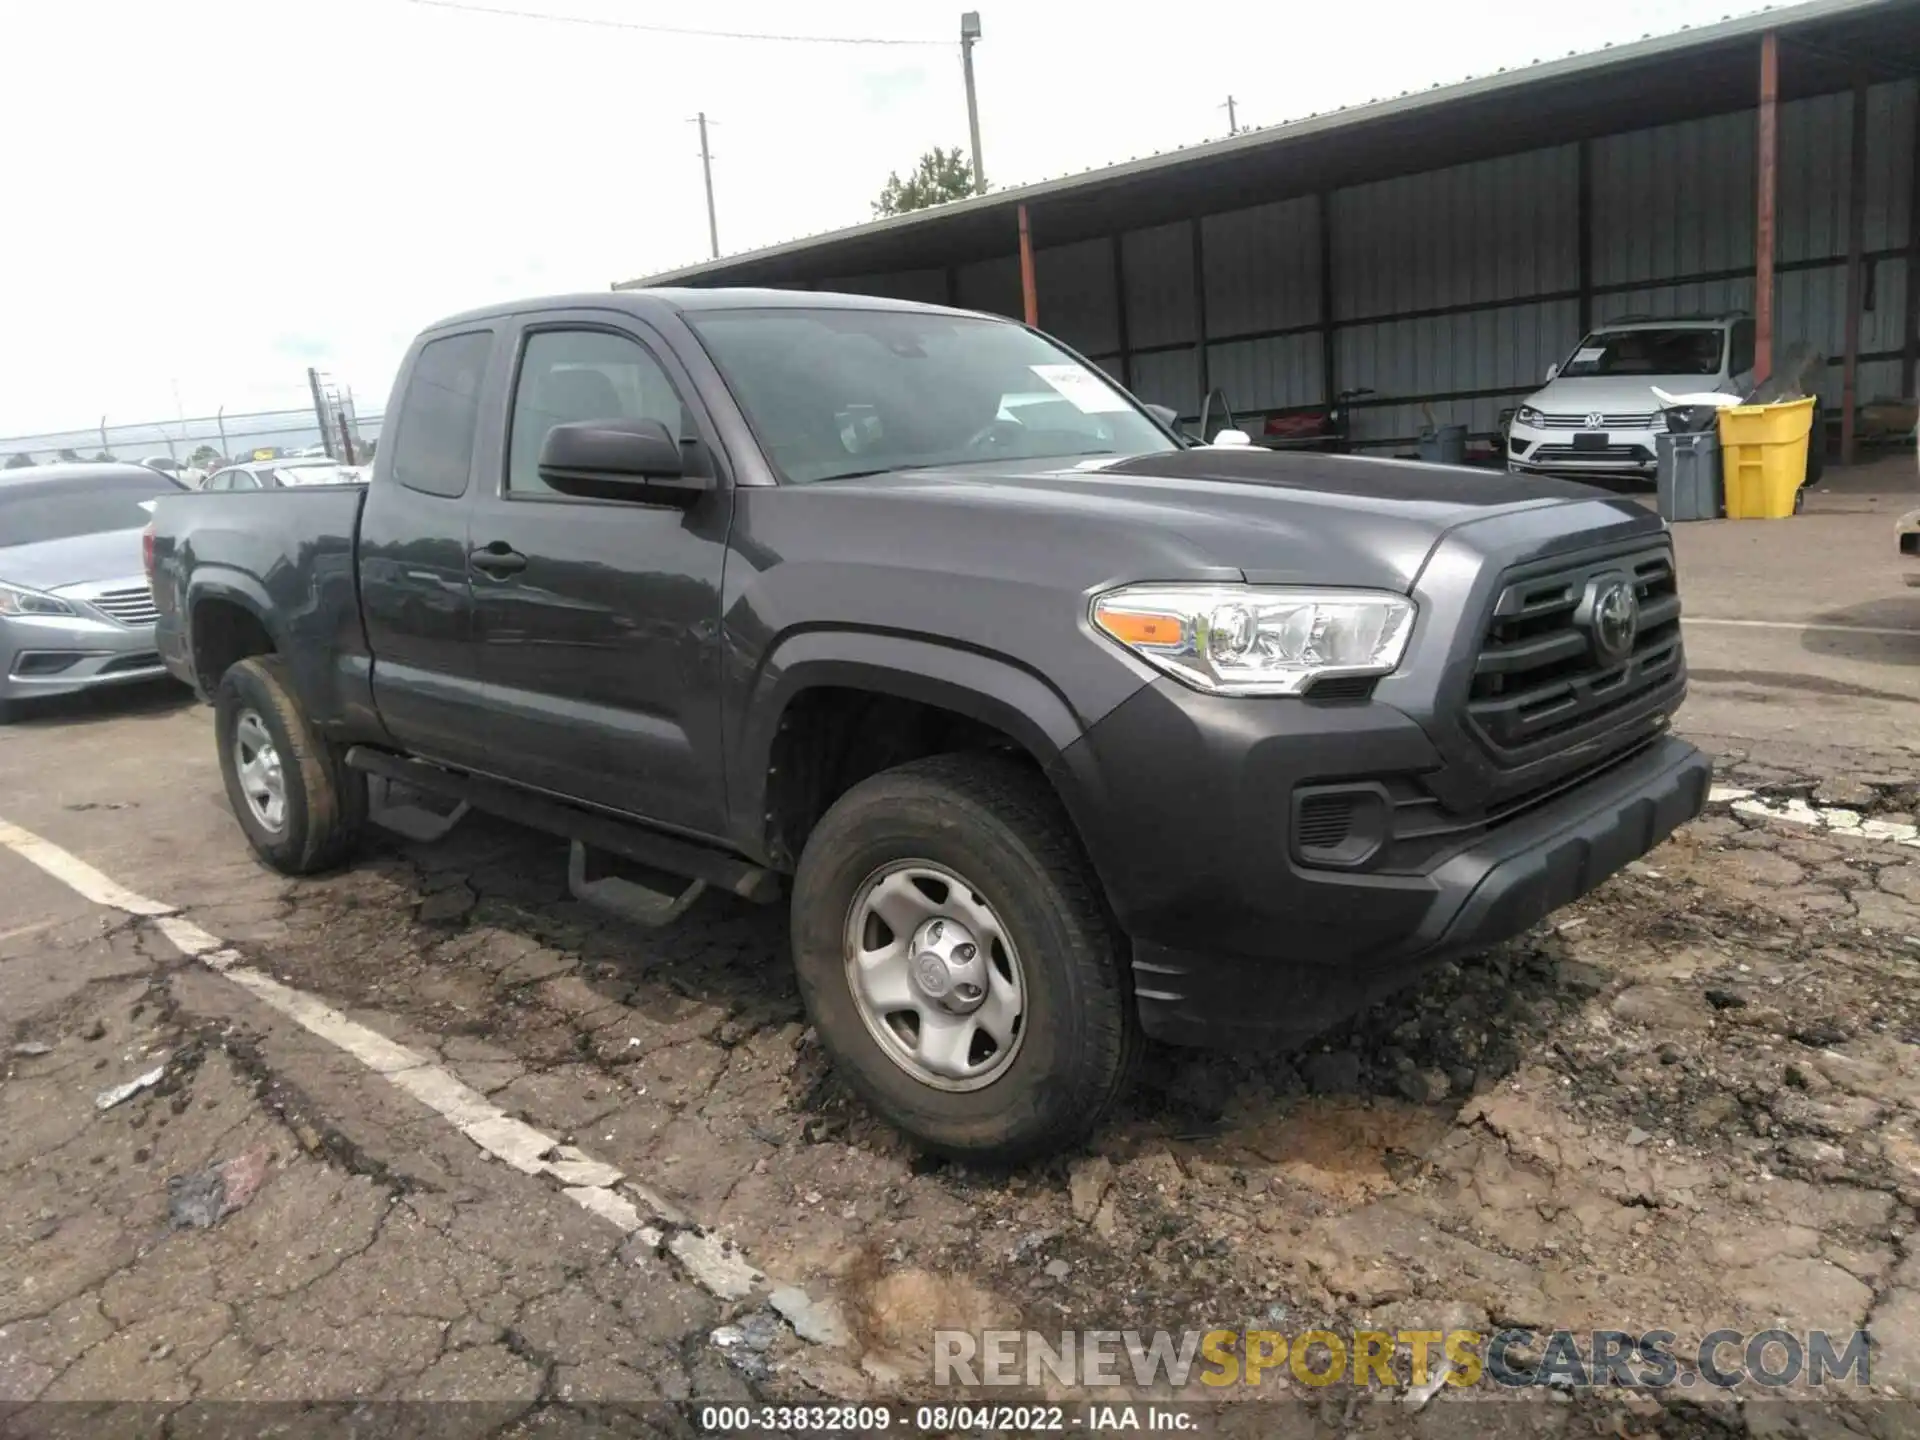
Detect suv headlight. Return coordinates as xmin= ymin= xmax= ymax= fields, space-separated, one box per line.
xmin=1092 ymin=584 xmax=1416 ymax=696
xmin=0 ymin=581 xmax=77 ymax=617
xmin=1515 ymin=406 xmax=1545 ymax=427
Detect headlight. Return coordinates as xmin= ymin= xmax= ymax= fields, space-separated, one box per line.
xmin=1649 ymin=410 xmax=1669 ymax=432
xmin=0 ymin=581 xmax=76 ymax=617
xmin=1515 ymin=406 xmax=1545 ymax=427
xmin=1092 ymin=584 xmax=1416 ymax=696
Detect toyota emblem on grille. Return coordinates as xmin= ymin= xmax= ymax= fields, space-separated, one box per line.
xmin=1585 ymin=412 xmax=1605 ymax=430
xmin=1576 ymin=575 xmax=1639 ymax=665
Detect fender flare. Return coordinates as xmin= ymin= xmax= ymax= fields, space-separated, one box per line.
xmin=183 ymin=570 xmax=284 ymax=684
xmin=731 ymin=628 xmax=1091 ymax=854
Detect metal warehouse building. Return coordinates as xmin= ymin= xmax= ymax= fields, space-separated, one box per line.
xmin=621 ymin=0 xmax=1920 ymax=461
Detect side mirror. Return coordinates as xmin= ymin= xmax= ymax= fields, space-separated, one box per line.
xmin=1545 ymin=363 xmax=1560 ymax=382
xmin=1145 ymin=402 xmax=1180 ymax=430
xmin=537 ymin=418 xmax=707 ymax=505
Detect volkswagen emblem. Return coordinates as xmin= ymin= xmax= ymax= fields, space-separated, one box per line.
xmin=1585 ymin=412 xmax=1605 ymax=430
xmin=1576 ymin=576 xmax=1640 ymax=665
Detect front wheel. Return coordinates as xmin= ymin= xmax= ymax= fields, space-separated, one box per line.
xmin=215 ymin=656 xmax=366 ymax=874
xmin=790 ymin=753 xmax=1137 ymax=1163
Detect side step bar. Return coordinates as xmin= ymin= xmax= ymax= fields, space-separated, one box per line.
xmin=366 ymin=775 xmax=470 ymax=843
xmin=343 ymin=747 xmax=781 ymax=905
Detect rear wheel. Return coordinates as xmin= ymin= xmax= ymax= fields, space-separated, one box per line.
xmin=215 ymin=656 xmax=366 ymax=874
xmin=790 ymin=753 xmax=1136 ymax=1163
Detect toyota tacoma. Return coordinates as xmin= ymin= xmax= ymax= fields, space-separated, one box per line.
xmin=148 ymin=289 xmax=1711 ymax=1161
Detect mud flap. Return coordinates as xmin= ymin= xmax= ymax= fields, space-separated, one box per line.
xmin=367 ymin=776 xmax=470 ymax=843
xmin=568 ymin=841 xmax=706 ymax=927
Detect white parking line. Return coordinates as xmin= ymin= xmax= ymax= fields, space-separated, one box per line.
xmin=1708 ymin=785 xmax=1920 ymax=847
xmin=0 ymin=812 xmax=772 ymax=1310
xmin=1684 ymin=617 xmax=1917 ymax=639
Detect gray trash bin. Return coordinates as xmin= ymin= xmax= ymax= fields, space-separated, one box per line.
xmin=1656 ymin=431 xmax=1721 ymax=522
xmin=1417 ymin=424 xmax=1468 ymax=465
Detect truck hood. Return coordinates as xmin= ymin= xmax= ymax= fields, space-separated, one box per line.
xmin=1526 ymin=375 xmax=1733 ymax=414
xmin=0 ymin=528 xmax=146 ymax=594
xmin=847 ymin=447 xmax=1631 ymax=593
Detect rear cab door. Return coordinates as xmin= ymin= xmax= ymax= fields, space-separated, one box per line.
xmin=358 ymin=324 xmax=502 ymax=770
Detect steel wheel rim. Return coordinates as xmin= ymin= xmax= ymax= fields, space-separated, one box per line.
xmin=232 ymin=710 xmax=288 ymax=833
xmin=843 ymin=859 xmax=1027 ymax=1093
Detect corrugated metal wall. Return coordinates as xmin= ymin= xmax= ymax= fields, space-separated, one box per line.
xmin=818 ymin=78 xmax=1916 ymax=446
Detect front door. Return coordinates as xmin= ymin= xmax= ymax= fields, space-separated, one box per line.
xmin=467 ymin=315 xmax=734 ymax=839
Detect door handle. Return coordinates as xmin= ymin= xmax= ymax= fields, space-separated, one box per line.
xmin=470 ymin=544 xmax=527 ymax=577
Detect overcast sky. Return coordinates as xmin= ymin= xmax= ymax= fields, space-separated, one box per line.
xmin=0 ymin=0 xmax=1754 ymax=437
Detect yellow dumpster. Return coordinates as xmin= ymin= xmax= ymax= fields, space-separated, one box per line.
xmin=1717 ymin=395 xmax=1816 ymax=519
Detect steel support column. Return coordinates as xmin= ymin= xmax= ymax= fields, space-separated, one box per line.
xmin=1577 ymin=141 xmax=1594 ymax=334
xmin=1904 ymin=83 xmax=1920 ymax=399
xmin=1755 ymin=31 xmax=1780 ymax=385
xmin=1191 ymin=218 xmax=1210 ymax=403
xmin=1111 ymin=233 xmax=1133 ymax=388
xmin=1017 ymin=204 xmax=1038 ymax=326
xmin=1318 ymin=192 xmax=1338 ymax=410
xmin=1841 ymin=76 xmax=1870 ymax=465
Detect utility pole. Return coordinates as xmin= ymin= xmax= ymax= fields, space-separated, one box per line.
xmin=960 ymin=12 xmax=985 ymax=194
xmin=1221 ymin=95 xmax=1239 ymax=135
xmin=692 ymin=112 xmax=719 ymax=259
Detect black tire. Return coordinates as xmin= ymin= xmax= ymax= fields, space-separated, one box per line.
xmin=214 ymin=656 xmax=366 ymax=874
xmin=0 ymin=699 xmax=15 ymax=726
xmin=790 ymin=753 xmax=1137 ymax=1163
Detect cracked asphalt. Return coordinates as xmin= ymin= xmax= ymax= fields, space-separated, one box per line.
xmin=3 ymin=487 xmax=1919 ymax=1435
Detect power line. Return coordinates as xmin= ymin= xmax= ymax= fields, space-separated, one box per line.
xmin=399 ymin=0 xmax=947 ymax=46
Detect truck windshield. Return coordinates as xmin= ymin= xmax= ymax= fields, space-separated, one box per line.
xmin=0 ymin=473 xmax=180 ymax=547
xmin=1560 ymin=328 xmax=1725 ymax=377
xmin=685 ymin=307 xmax=1178 ymax=483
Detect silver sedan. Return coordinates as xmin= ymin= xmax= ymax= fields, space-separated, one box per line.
xmin=0 ymin=463 xmax=188 ymax=723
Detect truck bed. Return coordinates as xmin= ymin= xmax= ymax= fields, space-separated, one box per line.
xmin=150 ymin=483 xmax=371 ymax=712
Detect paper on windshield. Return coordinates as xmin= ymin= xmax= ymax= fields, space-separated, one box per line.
xmin=1029 ymin=364 xmax=1130 ymax=414
xmin=1572 ymin=347 xmax=1607 ymax=364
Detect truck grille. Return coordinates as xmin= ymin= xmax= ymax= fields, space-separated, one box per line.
xmin=1536 ymin=411 xmax=1658 ymax=430
xmin=88 ymin=586 xmax=159 ymax=626
xmin=1467 ymin=545 xmax=1682 ymax=758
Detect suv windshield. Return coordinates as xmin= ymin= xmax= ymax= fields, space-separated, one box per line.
xmin=0 ymin=473 xmax=179 ymax=547
xmin=1560 ymin=328 xmax=1725 ymax=377
xmin=685 ymin=307 xmax=1176 ymax=482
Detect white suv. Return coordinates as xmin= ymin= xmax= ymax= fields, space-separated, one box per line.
xmin=1507 ymin=313 xmax=1755 ymax=481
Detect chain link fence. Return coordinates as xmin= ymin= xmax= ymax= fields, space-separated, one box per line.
xmin=0 ymin=406 xmax=384 ymax=473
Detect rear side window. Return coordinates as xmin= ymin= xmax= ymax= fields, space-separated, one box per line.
xmin=391 ymin=331 xmax=491 ymax=498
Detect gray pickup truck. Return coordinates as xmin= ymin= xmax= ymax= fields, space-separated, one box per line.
xmin=148 ymin=289 xmax=1710 ymax=1160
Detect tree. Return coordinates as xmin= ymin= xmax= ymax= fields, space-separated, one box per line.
xmin=91 ymin=451 xmax=115 ymax=463
xmin=56 ymin=447 xmax=81 ymax=463
xmin=189 ymin=444 xmax=220 ymax=469
xmin=4 ymin=453 xmax=32 ymax=469
xmin=873 ymin=147 xmax=976 ymax=217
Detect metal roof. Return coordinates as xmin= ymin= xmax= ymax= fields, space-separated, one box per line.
xmin=620 ymin=0 xmax=1920 ymax=289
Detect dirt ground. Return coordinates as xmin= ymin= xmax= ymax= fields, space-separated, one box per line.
xmin=4 ymin=478 xmax=1920 ymax=1436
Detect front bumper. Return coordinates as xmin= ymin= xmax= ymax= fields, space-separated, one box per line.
xmin=0 ymin=612 xmax=171 ymax=702
xmin=1507 ymin=423 xmax=1659 ymax=478
xmin=1052 ymin=679 xmax=1709 ymax=1049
